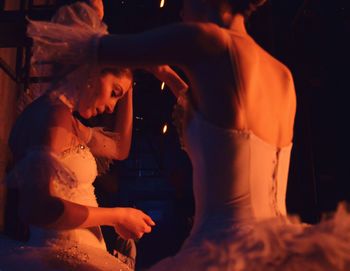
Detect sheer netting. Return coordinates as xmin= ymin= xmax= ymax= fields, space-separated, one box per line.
xmin=26 ymin=1 xmax=108 ymax=105
xmin=5 ymin=147 xmax=75 ymax=188
xmin=87 ymin=127 xmax=121 ymax=175
xmin=4 ymin=145 xmax=97 ymax=204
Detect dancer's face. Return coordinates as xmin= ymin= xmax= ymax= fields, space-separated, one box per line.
xmin=78 ymin=73 xmax=132 ymax=119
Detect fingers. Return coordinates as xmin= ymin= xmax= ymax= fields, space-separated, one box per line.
xmin=133 ymin=218 xmax=153 ymax=238
xmin=143 ymin=214 xmax=156 ymax=227
xmin=88 ymin=0 xmax=104 ymax=20
xmin=143 ymin=224 xmax=152 ymax=234
xmin=136 ymin=232 xmax=144 ymax=240
xmin=114 ymin=208 xmax=156 ymax=241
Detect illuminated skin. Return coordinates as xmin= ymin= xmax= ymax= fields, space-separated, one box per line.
xmin=88 ymin=0 xmax=104 ymax=20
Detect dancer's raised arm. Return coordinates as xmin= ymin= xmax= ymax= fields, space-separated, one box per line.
xmin=98 ymin=23 xmax=226 ymax=69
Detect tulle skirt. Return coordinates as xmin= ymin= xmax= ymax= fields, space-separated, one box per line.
xmin=150 ymin=203 xmax=350 ymax=271
xmin=0 ymin=235 xmax=132 ymax=271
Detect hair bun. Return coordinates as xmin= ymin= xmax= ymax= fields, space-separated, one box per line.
xmin=229 ymin=0 xmax=267 ymax=16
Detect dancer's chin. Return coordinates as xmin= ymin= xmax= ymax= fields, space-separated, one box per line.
xmin=80 ymin=110 xmax=94 ymax=119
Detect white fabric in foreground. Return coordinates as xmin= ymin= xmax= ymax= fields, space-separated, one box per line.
xmin=151 ymin=203 xmax=350 ymax=271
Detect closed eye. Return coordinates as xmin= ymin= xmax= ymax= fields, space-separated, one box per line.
xmin=111 ymin=86 xmax=123 ymax=98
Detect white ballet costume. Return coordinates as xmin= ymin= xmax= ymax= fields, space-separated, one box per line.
xmin=149 ymin=30 xmax=350 ymax=271
xmin=20 ymin=2 xmax=350 ymax=269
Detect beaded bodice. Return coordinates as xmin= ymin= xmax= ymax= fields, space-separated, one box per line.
xmin=52 ymin=143 xmax=98 ymax=205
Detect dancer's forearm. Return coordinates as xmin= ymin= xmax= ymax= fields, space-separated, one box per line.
xmin=47 ymin=199 xmax=119 ymax=230
xmin=19 ymin=195 xmax=118 ymax=230
xmin=20 ymin=194 xmax=155 ymax=240
xmin=112 ymin=89 xmax=133 ymax=160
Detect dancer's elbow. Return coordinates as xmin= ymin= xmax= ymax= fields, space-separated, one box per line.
xmin=18 ymin=195 xmax=64 ymax=228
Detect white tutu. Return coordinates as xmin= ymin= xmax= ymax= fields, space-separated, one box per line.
xmin=150 ymin=203 xmax=350 ymax=271
xmin=0 ymin=234 xmax=131 ymax=271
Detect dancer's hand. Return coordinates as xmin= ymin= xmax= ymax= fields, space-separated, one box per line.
xmin=145 ymin=65 xmax=189 ymax=98
xmin=113 ymin=208 xmax=156 ymax=240
xmin=88 ymin=0 xmax=104 ymax=20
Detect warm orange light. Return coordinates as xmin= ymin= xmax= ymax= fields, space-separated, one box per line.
xmin=160 ymin=0 xmax=165 ymax=8
xmin=161 ymin=82 xmax=166 ymax=90
xmin=162 ymin=124 xmax=168 ymax=134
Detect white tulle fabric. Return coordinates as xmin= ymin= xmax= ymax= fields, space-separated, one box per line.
xmin=1 ymin=145 xmax=131 ymax=270
xmin=150 ymin=205 xmax=350 ymax=271
xmin=88 ymin=127 xmax=121 ymax=175
xmin=26 ymin=1 xmax=107 ymax=106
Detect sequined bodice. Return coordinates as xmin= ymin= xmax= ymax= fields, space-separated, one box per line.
xmin=52 ymin=143 xmax=98 ymax=205
xmin=183 ymin=111 xmax=293 ymax=237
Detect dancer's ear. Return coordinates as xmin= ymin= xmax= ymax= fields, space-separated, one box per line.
xmin=87 ymin=0 xmax=104 ymax=20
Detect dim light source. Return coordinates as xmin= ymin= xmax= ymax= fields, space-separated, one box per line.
xmin=161 ymin=82 xmax=166 ymax=90
xmin=160 ymin=0 xmax=165 ymax=8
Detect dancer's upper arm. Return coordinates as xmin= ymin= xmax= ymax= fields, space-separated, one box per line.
xmin=98 ymin=22 xmax=227 ymax=68
xmin=17 ymin=105 xmax=75 ymax=226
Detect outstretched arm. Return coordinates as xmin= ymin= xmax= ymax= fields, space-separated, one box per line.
xmin=82 ymin=1 xmax=224 ymax=69
xmin=98 ymin=22 xmax=226 ymax=69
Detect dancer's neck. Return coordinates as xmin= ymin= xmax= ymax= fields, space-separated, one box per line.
xmin=229 ymin=14 xmax=247 ymax=35
xmin=208 ymin=11 xmax=247 ymax=35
